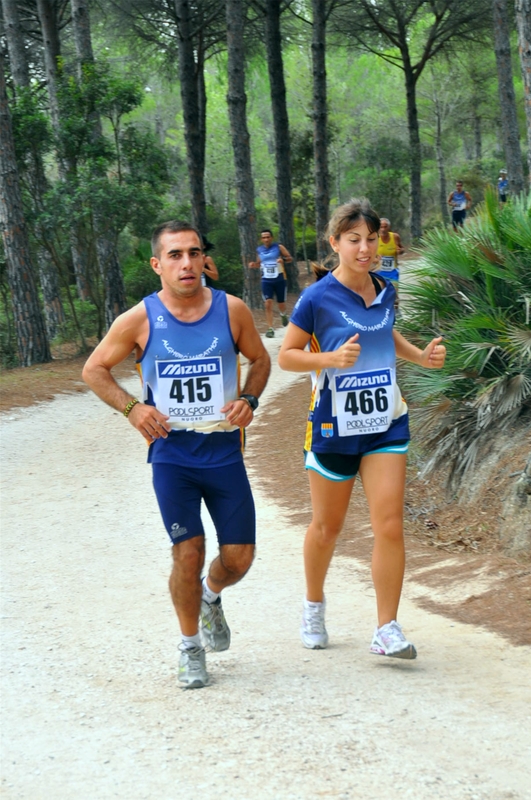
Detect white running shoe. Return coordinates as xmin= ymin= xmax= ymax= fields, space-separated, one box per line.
xmin=200 ymin=597 xmax=231 ymax=652
xmin=370 ymin=620 xmax=417 ymax=660
xmin=301 ymin=598 xmax=329 ymax=649
xmin=178 ymin=645 xmax=210 ymax=688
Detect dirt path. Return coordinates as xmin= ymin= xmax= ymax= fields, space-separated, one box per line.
xmin=1 ymin=329 xmax=530 ymax=799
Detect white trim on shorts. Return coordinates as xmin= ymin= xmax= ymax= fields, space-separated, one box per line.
xmin=305 ymin=443 xmax=409 ymax=482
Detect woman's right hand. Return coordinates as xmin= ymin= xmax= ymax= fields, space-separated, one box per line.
xmin=329 ymin=335 xmax=361 ymax=369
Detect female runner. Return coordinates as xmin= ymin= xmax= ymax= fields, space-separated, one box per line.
xmin=278 ymin=198 xmax=446 ymax=658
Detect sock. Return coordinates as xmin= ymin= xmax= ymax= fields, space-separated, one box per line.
xmin=304 ymin=597 xmax=324 ymax=608
xmin=202 ymin=576 xmax=220 ymax=604
xmin=181 ymin=633 xmax=202 ymax=650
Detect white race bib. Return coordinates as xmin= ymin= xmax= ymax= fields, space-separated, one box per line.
xmin=262 ymin=262 xmax=279 ymax=279
xmin=155 ymin=357 xmax=225 ymax=424
xmin=379 ymin=256 xmax=395 ymax=271
xmin=334 ymin=368 xmax=394 ymax=436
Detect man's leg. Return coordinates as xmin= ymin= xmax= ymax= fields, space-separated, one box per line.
xmin=264 ymin=298 xmax=274 ymax=333
xmin=152 ymin=463 xmax=210 ymax=687
xmin=201 ymin=461 xmax=256 ymax=650
xmin=169 ymin=536 xmax=205 ymax=635
xmin=206 ymin=544 xmax=255 ymax=593
xmin=277 ymin=277 xmax=289 ymax=326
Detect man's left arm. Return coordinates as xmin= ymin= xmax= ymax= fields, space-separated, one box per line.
xmin=279 ymin=244 xmax=293 ymax=263
xmin=465 ymin=192 xmax=472 ymax=209
xmin=222 ymin=296 xmax=271 ymax=426
xmin=394 ymin=233 xmax=405 ymax=255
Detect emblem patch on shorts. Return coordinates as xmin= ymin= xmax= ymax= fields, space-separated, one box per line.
xmin=321 ymin=423 xmax=334 ymax=438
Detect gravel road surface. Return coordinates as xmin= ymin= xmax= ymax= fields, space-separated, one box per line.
xmin=2 ymin=330 xmax=530 ymax=799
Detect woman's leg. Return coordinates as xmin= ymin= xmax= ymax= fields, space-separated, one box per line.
xmin=358 ymin=452 xmax=407 ymax=626
xmin=305 ymin=471 xmax=355 ymax=601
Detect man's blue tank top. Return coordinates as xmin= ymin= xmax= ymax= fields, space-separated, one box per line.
xmin=451 ymin=190 xmax=467 ymax=211
xmin=139 ymin=290 xmax=243 ymax=468
xmin=257 ymin=242 xmax=284 ymax=279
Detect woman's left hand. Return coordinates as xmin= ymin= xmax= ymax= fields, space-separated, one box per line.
xmin=420 ymin=336 xmax=446 ymax=369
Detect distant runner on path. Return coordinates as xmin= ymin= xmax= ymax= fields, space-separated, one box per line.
xmin=374 ymin=217 xmax=404 ymax=284
xmin=448 ymin=180 xmax=472 ymax=230
xmin=83 ymin=220 xmax=270 ymax=689
xmin=249 ymin=229 xmax=293 ymax=338
xmin=279 ymin=197 xmax=446 ymax=660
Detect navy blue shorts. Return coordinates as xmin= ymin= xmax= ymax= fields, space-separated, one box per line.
xmin=261 ymin=275 xmax=287 ymax=303
xmin=452 ymin=210 xmax=467 ymax=228
xmin=152 ymin=461 xmax=256 ymax=546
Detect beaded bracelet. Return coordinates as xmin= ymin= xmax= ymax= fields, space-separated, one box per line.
xmin=123 ymin=398 xmax=140 ymax=418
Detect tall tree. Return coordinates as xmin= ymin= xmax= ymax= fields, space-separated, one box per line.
xmin=333 ymin=0 xmax=490 ymax=240
xmin=36 ymin=0 xmax=90 ymax=300
xmin=251 ymin=0 xmax=299 ymax=290
xmin=515 ymin=0 xmax=531 ymax=184
xmin=70 ymin=0 xmax=127 ymax=329
xmin=110 ymin=0 xmax=225 ymax=234
xmin=0 ymin=54 xmax=51 ymax=366
xmin=2 ymin=0 xmax=66 ymax=339
xmin=493 ymin=0 xmax=525 ymax=194
xmin=311 ymin=0 xmax=331 ymax=261
xmin=174 ymin=0 xmax=207 ymax=234
xmin=225 ymin=0 xmax=261 ymax=307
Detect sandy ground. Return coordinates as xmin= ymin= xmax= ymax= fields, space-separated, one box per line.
xmin=1 ymin=328 xmax=531 ymax=800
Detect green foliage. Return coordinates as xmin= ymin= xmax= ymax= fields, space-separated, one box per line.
xmin=122 ymin=240 xmax=160 ymax=302
xmin=399 ymin=189 xmax=531 ymax=491
xmin=10 ymin=88 xmax=53 ymax=166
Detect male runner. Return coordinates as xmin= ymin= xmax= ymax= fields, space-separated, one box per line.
xmin=249 ymin=229 xmax=293 ymax=338
xmin=448 ymin=180 xmax=472 ymax=230
xmin=83 ymin=221 xmax=270 ymax=689
xmin=374 ymin=218 xmax=404 ymax=283
xmin=497 ymin=169 xmax=509 ymax=204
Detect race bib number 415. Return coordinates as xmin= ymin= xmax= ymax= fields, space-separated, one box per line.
xmin=334 ymin=368 xmax=393 ymax=436
xmin=156 ymin=357 xmax=225 ymax=423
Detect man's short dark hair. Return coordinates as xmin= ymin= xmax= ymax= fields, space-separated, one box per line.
xmin=151 ymin=220 xmax=203 ymax=258
xmin=261 ymin=228 xmax=273 ymax=236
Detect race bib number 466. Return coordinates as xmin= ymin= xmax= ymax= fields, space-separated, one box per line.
xmin=156 ymin=357 xmax=224 ymax=423
xmin=334 ymin=368 xmax=393 ymax=436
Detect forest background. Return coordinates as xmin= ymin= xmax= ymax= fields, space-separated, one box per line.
xmin=0 ymin=0 xmax=530 ymax=559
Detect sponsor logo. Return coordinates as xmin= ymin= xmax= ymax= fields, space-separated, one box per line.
xmin=154 ymin=315 xmax=167 ymax=329
xmin=336 ymin=369 xmax=391 ymax=391
xmin=157 ymin=358 xmax=221 ymax=377
xmin=169 ymin=406 xmax=214 ymax=417
xmin=321 ymin=423 xmax=334 ymax=438
xmin=170 ymin=522 xmax=188 ymax=541
xmin=346 ymin=417 xmax=387 ymax=429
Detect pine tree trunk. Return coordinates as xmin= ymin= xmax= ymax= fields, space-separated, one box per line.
xmin=404 ymin=60 xmax=422 ymax=240
xmin=36 ymin=0 xmax=91 ymax=301
xmin=0 ymin=57 xmax=51 ymax=366
xmin=515 ymin=0 xmax=531 ymax=185
xmin=264 ymin=0 xmax=298 ymax=292
xmin=71 ymin=0 xmax=127 ymax=329
xmin=225 ymin=0 xmax=261 ymax=309
xmin=434 ymin=98 xmax=449 ymax=224
xmin=311 ymin=0 xmax=329 ymax=261
xmin=1 ymin=0 xmax=30 ymax=88
xmin=3 ymin=0 xmax=65 ymax=338
xmin=175 ymin=0 xmax=208 ymax=235
xmin=493 ymin=0 xmax=525 ymax=194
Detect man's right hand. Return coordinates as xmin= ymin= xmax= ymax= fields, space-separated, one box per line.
xmin=127 ymin=402 xmax=171 ymax=444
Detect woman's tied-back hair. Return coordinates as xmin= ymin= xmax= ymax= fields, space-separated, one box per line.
xmin=312 ymin=197 xmax=380 ymax=280
xmin=151 ymin=220 xmax=203 ymax=258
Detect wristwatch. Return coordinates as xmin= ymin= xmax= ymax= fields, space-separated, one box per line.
xmin=239 ymin=394 xmax=259 ymax=411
